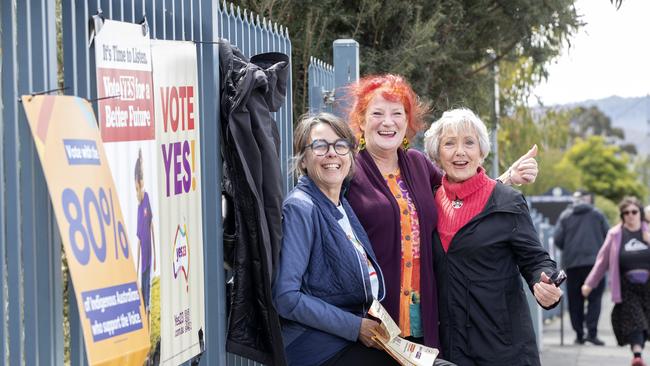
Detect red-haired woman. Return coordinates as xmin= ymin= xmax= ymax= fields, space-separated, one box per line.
xmin=345 ymin=74 xmax=539 ymax=350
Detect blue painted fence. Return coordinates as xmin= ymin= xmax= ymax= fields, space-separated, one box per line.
xmin=308 ymin=57 xmax=334 ymax=114
xmin=0 ymin=0 xmax=291 ymax=365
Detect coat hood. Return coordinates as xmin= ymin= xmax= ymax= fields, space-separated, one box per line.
xmin=572 ymin=202 xmax=593 ymax=214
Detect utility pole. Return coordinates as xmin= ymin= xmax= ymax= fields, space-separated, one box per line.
xmin=487 ymin=50 xmax=500 ymax=178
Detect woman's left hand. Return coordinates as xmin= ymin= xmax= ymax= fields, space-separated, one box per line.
xmin=533 ymin=272 xmax=563 ymax=307
xmin=510 ymin=145 xmax=538 ymax=185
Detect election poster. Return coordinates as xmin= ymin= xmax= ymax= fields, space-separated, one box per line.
xmin=93 ymin=20 xmax=161 ymax=362
xmin=151 ymin=39 xmax=206 ymax=365
xmin=21 ymin=95 xmax=150 ymax=365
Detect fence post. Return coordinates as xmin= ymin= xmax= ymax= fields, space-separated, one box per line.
xmin=333 ymin=39 xmax=359 ymax=119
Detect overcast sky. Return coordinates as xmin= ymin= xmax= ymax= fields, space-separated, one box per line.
xmin=532 ymin=0 xmax=650 ymax=105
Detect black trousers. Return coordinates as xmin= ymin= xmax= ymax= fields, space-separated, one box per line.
xmin=566 ymin=266 xmax=606 ymax=339
xmin=323 ymin=342 xmax=457 ymax=366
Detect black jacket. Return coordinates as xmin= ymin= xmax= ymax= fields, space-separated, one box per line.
xmin=219 ymin=39 xmax=289 ymax=365
xmin=433 ymin=184 xmax=558 ymax=366
xmin=553 ymin=203 xmax=609 ymax=269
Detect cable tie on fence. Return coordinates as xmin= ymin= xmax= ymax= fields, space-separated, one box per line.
xmin=18 ymin=86 xmax=69 ymax=103
xmin=89 ymin=94 xmax=121 ymax=103
xmin=88 ymin=11 xmax=106 ymax=48
xmin=139 ymin=15 xmax=149 ymax=37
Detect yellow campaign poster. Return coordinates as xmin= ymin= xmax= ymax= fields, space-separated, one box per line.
xmin=21 ymin=95 xmax=150 ymax=365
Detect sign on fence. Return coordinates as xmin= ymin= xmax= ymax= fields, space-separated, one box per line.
xmin=151 ymin=39 xmax=206 ymax=365
xmin=21 ymin=95 xmax=150 ymax=365
xmin=93 ymin=19 xmax=162 ymax=362
xmin=93 ymin=19 xmax=206 ymax=364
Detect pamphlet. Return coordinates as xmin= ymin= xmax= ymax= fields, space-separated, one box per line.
xmin=368 ymin=300 xmax=439 ymax=366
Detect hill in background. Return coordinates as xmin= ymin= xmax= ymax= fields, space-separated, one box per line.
xmin=565 ymin=95 xmax=650 ymax=155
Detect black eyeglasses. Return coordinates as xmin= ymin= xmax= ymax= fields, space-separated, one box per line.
xmin=622 ymin=209 xmax=639 ymax=216
xmin=304 ymin=139 xmax=352 ymax=156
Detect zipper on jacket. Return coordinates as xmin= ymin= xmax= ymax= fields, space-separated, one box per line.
xmin=352 ymin=245 xmax=371 ymax=314
xmin=372 ymin=254 xmax=386 ymax=302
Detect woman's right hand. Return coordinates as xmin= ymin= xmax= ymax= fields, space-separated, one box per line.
xmin=581 ymin=284 xmax=592 ymax=298
xmin=358 ymin=318 xmax=383 ymax=349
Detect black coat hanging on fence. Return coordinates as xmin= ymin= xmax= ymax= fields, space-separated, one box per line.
xmin=219 ymin=39 xmax=288 ymax=366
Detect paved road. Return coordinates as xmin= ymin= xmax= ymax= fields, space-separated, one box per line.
xmin=540 ymin=291 xmax=635 ymax=366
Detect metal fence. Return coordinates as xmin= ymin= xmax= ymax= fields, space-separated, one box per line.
xmin=1 ymin=0 xmax=292 ymax=365
xmin=307 ymin=57 xmax=334 ymax=114
xmin=307 ymin=39 xmax=359 ymax=119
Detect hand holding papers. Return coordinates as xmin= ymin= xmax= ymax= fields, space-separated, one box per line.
xmin=368 ymin=300 xmax=439 ymax=366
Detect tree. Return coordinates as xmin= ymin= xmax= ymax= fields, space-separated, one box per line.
xmin=559 ymin=136 xmax=647 ymax=202
xmin=496 ymin=105 xmax=577 ymax=195
xmin=633 ymin=155 xmax=650 ymax=203
xmin=232 ymin=0 xmax=582 ymax=123
xmin=568 ymin=106 xmax=625 ymax=142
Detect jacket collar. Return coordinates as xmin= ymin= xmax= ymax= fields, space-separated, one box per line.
xmin=477 ymin=182 xmax=524 ymax=216
xmin=296 ymin=175 xmax=344 ymax=220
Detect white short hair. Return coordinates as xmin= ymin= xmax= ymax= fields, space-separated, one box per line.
xmin=423 ymin=108 xmax=491 ymax=164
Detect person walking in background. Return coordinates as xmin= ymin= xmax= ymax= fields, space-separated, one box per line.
xmin=644 ymin=205 xmax=650 ymax=223
xmin=422 ymin=108 xmax=562 ymax=366
xmin=582 ymin=197 xmax=650 ymax=366
xmin=554 ymin=190 xmax=609 ymax=345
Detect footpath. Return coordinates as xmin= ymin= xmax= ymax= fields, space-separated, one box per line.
xmin=540 ymin=290 xmax=634 ymax=366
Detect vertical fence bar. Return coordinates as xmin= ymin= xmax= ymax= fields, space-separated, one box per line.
xmin=37 ymin=1 xmax=63 ymax=362
xmin=196 ymin=0 xmax=226 ymax=364
xmin=33 ymin=2 xmax=61 ymax=364
xmin=69 ymin=281 xmax=88 ymax=366
xmin=0 ymin=1 xmax=15 ymax=364
xmin=283 ymin=26 xmax=293 ymax=192
xmin=333 ymin=39 xmax=359 ymax=119
xmin=17 ymin=1 xmax=39 ymax=364
xmin=64 ymin=1 xmax=96 ymax=363
xmin=173 ymin=0 xmax=182 ymax=40
xmin=111 ymin=0 xmax=123 ymax=21
xmin=307 ymin=56 xmax=334 ymax=116
xmin=4 ymin=1 xmax=25 ymax=364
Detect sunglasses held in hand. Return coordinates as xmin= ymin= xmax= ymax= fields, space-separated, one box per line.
xmin=549 ymin=270 xmax=567 ymax=287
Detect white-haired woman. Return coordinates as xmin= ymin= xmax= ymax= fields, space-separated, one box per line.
xmin=423 ymin=108 xmax=563 ymax=366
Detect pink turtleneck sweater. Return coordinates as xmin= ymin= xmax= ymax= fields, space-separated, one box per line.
xmin=435 ymin=167 xmax=496 ymax=252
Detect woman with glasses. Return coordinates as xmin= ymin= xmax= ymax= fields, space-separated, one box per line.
xmin=582 ymin=197 xmax=650 ymax=366
xmin=273 ymin=113 xmax=455 ymax=366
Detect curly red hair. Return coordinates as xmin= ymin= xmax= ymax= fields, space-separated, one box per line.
xmin=347 ymin=74 xmax=427 ymax=139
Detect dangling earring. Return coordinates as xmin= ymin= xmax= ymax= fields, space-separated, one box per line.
xmin=402 ymin=137 xmax=410 ymax=150
xmin=359 ymin=134 xmax=366 ymax=150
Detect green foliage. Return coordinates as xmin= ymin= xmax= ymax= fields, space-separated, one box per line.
xmin=594 ymin=195 xmax=620 ymax=227
xmin=149 ymin=276 xmax=161 ymax=359
xmin=633 ymin=155 xmax=650 ymax=204
xmin=496 ymin=103 xmax=647 ymax=206
xmin=569 ymin=106 xmax=626 ymax=143
xmin=232 ymin=0 xmax=582 ymax=122
xmin=497 ymin=106 xmax=577 ymax=195
xmin=526 ymin=147 xmax=581 ymax=196
xmin=561 ymin=136 xmax=647 ymax=202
